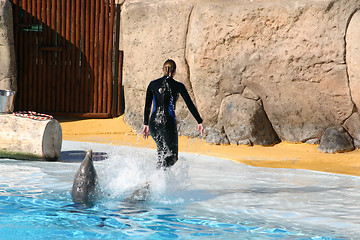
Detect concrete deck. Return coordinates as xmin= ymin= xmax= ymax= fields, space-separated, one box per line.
xmin=59 ymin=116 xmax=360 ymax=177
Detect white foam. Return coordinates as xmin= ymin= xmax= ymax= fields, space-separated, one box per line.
xmin=96 ymin=147 xmax=190 ymax=203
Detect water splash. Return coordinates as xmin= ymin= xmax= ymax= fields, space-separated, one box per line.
xmin=96 ymin=148 xmax=190 ymax=204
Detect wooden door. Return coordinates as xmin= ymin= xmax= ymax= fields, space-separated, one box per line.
xmin=11 ymin=0 xmax=122 ymax=118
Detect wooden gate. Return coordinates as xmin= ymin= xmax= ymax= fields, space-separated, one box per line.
xmin=10 ymin=0 xmax=122 ymax=118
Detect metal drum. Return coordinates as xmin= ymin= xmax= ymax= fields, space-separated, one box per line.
xmin=0 ymin=90 xmax=15 ymax=113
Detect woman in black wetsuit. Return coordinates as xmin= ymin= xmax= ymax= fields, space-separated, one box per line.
xmin=141 ymin=59 xmax=204 ymax=169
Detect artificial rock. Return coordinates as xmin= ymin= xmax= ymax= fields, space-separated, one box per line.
xmin=318 ymin=126 xmax=355 ymax=154
xmin=120 ymin=0 xmax=360 ymax=148
xmin=0 ymin=0 xmax=16 ymax=91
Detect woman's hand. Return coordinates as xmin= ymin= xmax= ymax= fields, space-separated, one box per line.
xmin=197 ymin=123 xmax=204 ymax=137
xmin=141 ymin=125 xmax=150 ymax=139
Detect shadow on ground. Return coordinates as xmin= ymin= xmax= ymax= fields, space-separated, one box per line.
xmin=58 ymin=151 xmax=108 ymax=163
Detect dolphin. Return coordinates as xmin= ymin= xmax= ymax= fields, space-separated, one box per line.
xmin=71 ymin=149 xmax=97 ymax=206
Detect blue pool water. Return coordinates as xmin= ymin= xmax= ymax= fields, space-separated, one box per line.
xmin=1 ymin=141 xmax=360 ymax=239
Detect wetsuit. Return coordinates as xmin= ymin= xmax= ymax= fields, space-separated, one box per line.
xmin=144 ymin=76 xmax=203 ymax=168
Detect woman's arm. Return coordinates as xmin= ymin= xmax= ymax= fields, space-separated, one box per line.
xmin=142 ymin=84 xmax=153 ymax=139
xmin=179 ymin=83 xmax=203 ymax=123
xmin=143 ymin=84 xmax=153 ymax=126
xmin=179 ymin=83 xmax=204 ymax=136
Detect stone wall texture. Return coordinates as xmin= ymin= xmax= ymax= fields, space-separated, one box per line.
xmin=120 ymin=0 xmax=360 ymax=146
xmin=0 ymin=0 xmax=16 ymax=91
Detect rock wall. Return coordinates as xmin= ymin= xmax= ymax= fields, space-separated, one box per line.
xmin=121 ymin=0 xmax=197 ymax=133
xmin=0 ymin=0 xmax=16 ymax=91
xmin=120 ymin=0 xmax=360 ymax=147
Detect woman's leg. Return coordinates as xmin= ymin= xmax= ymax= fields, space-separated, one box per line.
xmin=149 ymin=117 xmax=178 ymax=169
xmin=160 ymin=124 xmax=178 ymax=168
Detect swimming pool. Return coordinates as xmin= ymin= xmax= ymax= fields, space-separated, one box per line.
xmin=0 ymin=141 xmax=360 ymax=239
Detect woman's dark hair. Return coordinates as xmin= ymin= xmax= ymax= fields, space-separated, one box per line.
xmin=163 ymin=59 xmax=176 ymax=77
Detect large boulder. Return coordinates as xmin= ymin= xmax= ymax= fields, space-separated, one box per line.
xmin=347 ymin=10 xmax=360 ymax=113
xmin=318 ymin=126 xmax=354 ymax=154
xmin=0 ymin=0 xmax=16 ymax=91
xmin=217 ymin=93 xmax=279 ymax=146
xmin=186 ymin=0 xmax=356 ymax=143
xmin=343 ymin=112 xmax=360 ymax=148
xmin=120 ymin=0 xmax=360 ymax=146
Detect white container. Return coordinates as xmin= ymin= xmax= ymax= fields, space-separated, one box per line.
xmin=0 ymin=90 xmax=15 ymax=113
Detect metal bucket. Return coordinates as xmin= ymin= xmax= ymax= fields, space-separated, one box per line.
xmin=0 ymin=90 xmax=15 ymax=113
